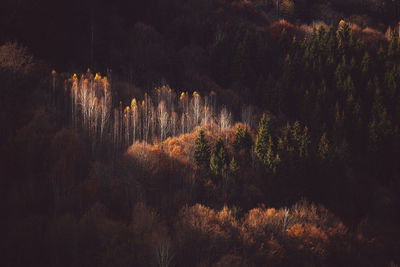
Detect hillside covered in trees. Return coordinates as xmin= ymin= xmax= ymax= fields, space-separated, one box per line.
xmin=1 ymin=0 xmax=400 ymax=266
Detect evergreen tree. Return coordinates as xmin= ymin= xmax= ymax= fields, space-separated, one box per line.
xmin=361 ymin=51 xmax=370 ymax=74
xmin=318 ymin=132 xmax=330 ymax=160
xmin=210 ymin=137 xmax=228 ymax=177
xmin=255 ymin=114 xmax=272 ymax=165
xmin=233 ymin=126 xmax=253 ymax=154
xmin=266 ymin=135 xmax=275 ymax=169
xmin=229 ymin=157 xmax=239 ymax=176
xmin=368 ymin=89 xmax=392 ymax=152
xmin=299 ymin=126 xmax=311 ymax=158
xmin=337 ymin=20 xmax=352 ymax=58
xmin=194 ymin=129 xmax=211 ymax=171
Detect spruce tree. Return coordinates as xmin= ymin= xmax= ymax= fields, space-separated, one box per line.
xmin=210 ymin=137 xmax=227 ymax=177
xmin=194 ymin=129 xmax=210 ymax=171
xmin=233 ymin=126 xmax=244 ymax=152
xmin=255 ymin=114 xmax=272 ymax=166
xmin=233 ymin=126 xmax=253 ymax=154
xmin=318 ymin=132 xmax=330 ymax=160
xmin=229 ymin=157 xmax=239 ymax=176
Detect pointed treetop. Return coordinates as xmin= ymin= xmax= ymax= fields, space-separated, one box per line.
xmin=131 ymin=98 xmax=137 ymax=109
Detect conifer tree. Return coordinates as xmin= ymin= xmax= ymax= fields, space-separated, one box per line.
xmin=194 ymin=129 xmax=211 ymax=171
xmin=210 ymin=137 xmax=228 ymax=177
xmin=233 ymin=126 xmax=253 ymax=154
xmin=266 ymin=135 xmax=275 ymax=168
xmin=229 ymin=157 xmax=239 ymax=177
xmin=361 ymin=51 xmax=370 ymax=74
xmin=255 ymin=114 xmax=272 ymax=165
xmin=368 ymin=88 xmax=392 ymax=151
xmin=299 ymin=126 xmax=311 ymax=158
xmin=318 ymin=132 xmax=330 ymax=160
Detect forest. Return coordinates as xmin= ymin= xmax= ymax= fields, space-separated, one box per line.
xmin=1 ymin=0 xmax=400 ymax=266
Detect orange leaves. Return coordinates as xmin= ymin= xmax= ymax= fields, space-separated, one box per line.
xmin=179 ymin=91 xmax=188 ymax=100
xmin=239 ymin=200 xmax=348 ymax=261
xmin=175 ymin=204 xmax=238 ymax=244
xmin=163 ymin=136 xmax=189 ymax=163
xmin=0 ymin=42 xmax=35 ymax=74
xmin=339 ymin=19 xmax=346 ymax=29
xmin=127 ymin=142 xmax=166 ymax=166
xmin=286 ymin=224 xmax=329 ymax=255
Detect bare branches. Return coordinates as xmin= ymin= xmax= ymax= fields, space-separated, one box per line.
xmin=154 ymin=239 xmax=174 ymax=267
xmin=66 ymin=72 xmax=238 ymax=153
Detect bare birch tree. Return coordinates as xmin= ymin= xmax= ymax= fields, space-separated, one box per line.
xmin=219 ymin=106 xmax=232 ymax=131
xmin=179 ymin=92 xmax=189 ymax=134
xmin=191 ymin=91 xmax=202 ymax=129
xmin=154 ymin=239 xmax=174 ymax=267
xmin=131 ymin=98 xmax=139 ymax=144
xmin=158 ymin=101 xmax=169 ymax=142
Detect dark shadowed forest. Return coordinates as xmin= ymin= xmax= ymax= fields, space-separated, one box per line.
xmin=1 ymin=0 xmax=400 ymax=266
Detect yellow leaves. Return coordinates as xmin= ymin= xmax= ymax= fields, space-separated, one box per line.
xmin=124 ymin=106 xmax=130 ymax=113
xmin=339 ymin=19 xmax=346 ymax=29
xmin=179 ymin=92 xmax=188 ymax=100
xmin=51 ymin=69 xmax=57 ymax=76
xmin=217 ymin=205 xmax=238 ymax=228
xmin=95 ymin=73 xmax=102 ymax=80
xmin=131 ymin=98 xmax=137 ymax=110
xmin=193 ymin=91 xmax=200 ymax=97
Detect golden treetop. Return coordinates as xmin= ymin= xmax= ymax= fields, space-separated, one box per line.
xmin=131 ymin=98 xmax=137 ymax=110
xmin=338 ymin=19 xmax=346 ymax=29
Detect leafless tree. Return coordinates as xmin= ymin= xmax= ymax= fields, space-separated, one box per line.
xmin=113 ymin=108 xmax=119 ymax=151
xmin=143 ymin=93 xmax=153 ymax=143
xmin=158 ymin=101 xmax=169 ymax=142
xmin=191 ymin=91 xmax=202 ymax=129
xmin=124 ymin=106 xmax=130 ymax=146
xmin=171 ymin=111 xmax=178 ymax=137
xmin=241 ymin=105 xmax=254 ymax=129
xmin=179 ymin=92 xmax=189 ymax=134
xmin=131 ymin=98 xmax=139 ymax=144
xmin=219 ymin=106 xmax=232 ymax=131
xmin=100 ymin=76 xmax=111 ymax=142
xmin=154 ymin=239 xmax=174 ymax=267
xmin=70 ymin=75 xmax=79 ymax=128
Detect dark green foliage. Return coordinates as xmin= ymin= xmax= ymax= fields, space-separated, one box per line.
xmin=255 ymin=114 xmax=272 ymax=165
xmin=318 ymin=132 xmax=330 ymax=161
xmin=210 ymin=137 xmax=227 ymax=178
xmin=194 ymin=129 xmax=211 ymax=171
xmin=233 ymin=126 xmax=253 ymax=154
xmin=229 ymin=157 xmax=239 ymax=177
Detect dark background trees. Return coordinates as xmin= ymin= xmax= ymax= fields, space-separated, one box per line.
xmin=1 ymin=0 xmax=400 ymax=266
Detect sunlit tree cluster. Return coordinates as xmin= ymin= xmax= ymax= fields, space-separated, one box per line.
xmin=65 ymin=72 xmax=234 ymax=152
xmin=67 ymin=70 xmax=112 ymax=147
